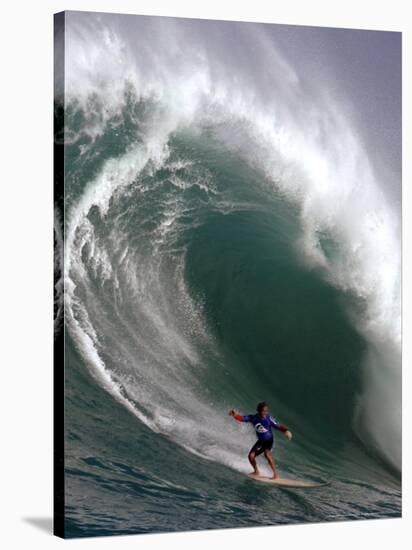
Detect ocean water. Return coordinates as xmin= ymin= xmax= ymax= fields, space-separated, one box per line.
xmin=55 ymin=12 xmax=401 ymax=538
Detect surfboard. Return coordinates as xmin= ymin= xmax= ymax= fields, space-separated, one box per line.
xmin=248 ymin=473 xmax=329 ymax=488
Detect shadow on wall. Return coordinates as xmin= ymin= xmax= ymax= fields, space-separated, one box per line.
xmin=22 ymin=517 xmax=53 ymax=535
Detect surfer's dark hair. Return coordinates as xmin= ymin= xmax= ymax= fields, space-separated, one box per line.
xmin=256 ymin=401 xmax=268 ymax=413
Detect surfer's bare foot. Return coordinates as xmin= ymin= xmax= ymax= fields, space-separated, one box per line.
xmin=271 ymin=474 xmax=279 ymax=479
xmin=250 ymin=470 xmax=261 ymax=476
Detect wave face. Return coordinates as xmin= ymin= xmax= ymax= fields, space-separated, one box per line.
xmin=60 ymin=12 xmax=401 ymax=537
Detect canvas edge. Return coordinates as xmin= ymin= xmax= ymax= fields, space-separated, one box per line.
xmin=53 ymin=10 xmax=66 ymax=540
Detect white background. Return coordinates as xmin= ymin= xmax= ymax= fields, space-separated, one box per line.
xmin=0 ymin=0 xmax=410 ymax=548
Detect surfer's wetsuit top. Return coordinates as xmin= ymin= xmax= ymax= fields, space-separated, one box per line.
xmin=234 ymin=413 xmax=288 ymax=455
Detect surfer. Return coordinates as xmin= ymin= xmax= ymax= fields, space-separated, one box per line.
xmin=229 ymin=401 xmax=292 ymax=479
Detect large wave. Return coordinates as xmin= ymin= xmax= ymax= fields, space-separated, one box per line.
xmin=61 ymin=12 xmax=401 ymax=472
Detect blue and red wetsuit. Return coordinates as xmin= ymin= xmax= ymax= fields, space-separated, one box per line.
xmin=234 ymin=413 xmax=288 ymax=455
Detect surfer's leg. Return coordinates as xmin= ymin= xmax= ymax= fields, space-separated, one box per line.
xmin=248 ymin=441 xmax=262 ymax=475
xmin=264 ymin=449 xmax=278 ymax=479
xmin=248 ymin=451 xmax=259 ymax=475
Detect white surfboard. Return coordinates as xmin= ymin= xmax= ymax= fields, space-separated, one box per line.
xmin=248 ymin=473 xmax=329 ymax=488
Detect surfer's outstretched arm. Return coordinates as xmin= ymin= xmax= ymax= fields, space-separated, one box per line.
xmin=228 ymin=410 xmax=251 ymax=422
xmin=270 ymin=416 xmax=293 ymax=440
xmin=234 ymin=414 xmax=249 ymax=422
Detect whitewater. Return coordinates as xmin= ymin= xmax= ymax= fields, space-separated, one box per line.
xmin=55 ymin=12 xmax=401 ymax=537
